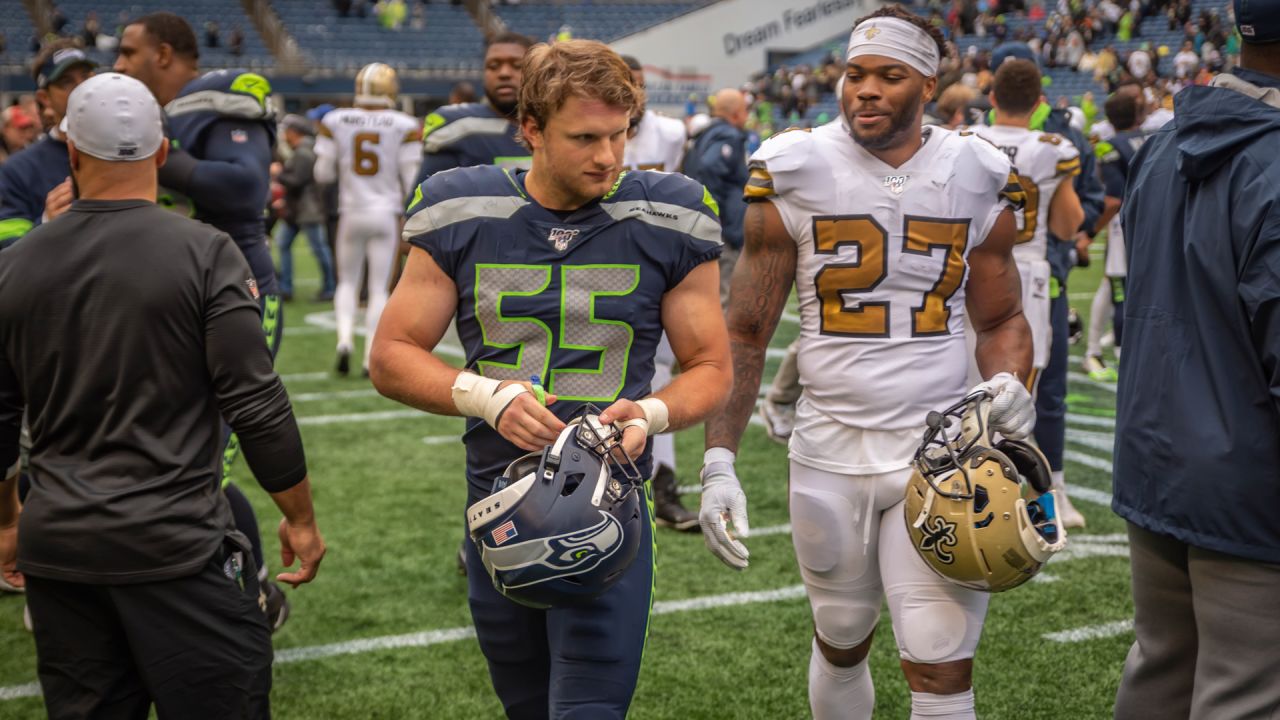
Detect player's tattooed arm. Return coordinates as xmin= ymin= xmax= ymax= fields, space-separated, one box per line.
xmin=968 ymin=208 xmax=1033 ymax=381
xmin=705 ymin=200 xmax=797 ymax=453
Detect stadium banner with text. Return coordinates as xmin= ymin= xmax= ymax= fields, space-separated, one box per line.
xmin=611 ymin=0 xmax=886 ymax=111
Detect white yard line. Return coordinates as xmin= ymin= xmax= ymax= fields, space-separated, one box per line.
xmin=281 ymin=371 xmax=331 ymax=382
xmin=0 ymin=584 xmax=811 ymax=701
xmin=1065 ymin=428 xmax=1115 ymax=454
xmin=1043 ymin=619 xmax=1133 ymax=644
xmin=291 ymin=389 xmax=382 ymax=403
xmin=422 ymin=435 xmax=462 ymax=446
xmin=1067 ymin=371 xmax=1118 ymax=394
xmin=297 ymin=409 xmax=425 ymax=426
xmin=1066 ymin=413 xmax=1115 ymax=429
xmin=1065 ymin=449 xmax=1113 ymax=474
xmin=1065 ymin=485 xmax=1115 ymax=508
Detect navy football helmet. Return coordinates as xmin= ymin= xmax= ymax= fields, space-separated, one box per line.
xmin=466 ymin=407 xmax=645 ymax=609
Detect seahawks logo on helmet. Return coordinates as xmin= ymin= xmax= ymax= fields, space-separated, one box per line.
xmin=483 ymin=511 xmax=625 ymax=589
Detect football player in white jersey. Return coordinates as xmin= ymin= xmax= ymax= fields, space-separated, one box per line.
xmin=973 ymin=59 xmax=1083 ymax=392
xmin=700 ymin=7 xmax=1034 ymax=720
xmin=974 ymin=59 xmax=1087 ymax=528
xmin=315 ymin=63 xmax=423 ymax=376
xmin=617 ymin=54 xmax=698 ymax=530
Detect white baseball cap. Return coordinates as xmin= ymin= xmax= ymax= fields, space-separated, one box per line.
xmin=65 ymin=72 xmax=163 ymax=162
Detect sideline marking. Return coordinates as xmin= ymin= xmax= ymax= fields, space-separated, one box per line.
xmin=1043 ymin=619 xmax=1134 ymax=644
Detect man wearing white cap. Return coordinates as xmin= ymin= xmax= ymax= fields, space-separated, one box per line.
xmin=701 ymin=5 xmax=1032 ymax=719
xmin=0 ymin=72 xmax=326 ymax=719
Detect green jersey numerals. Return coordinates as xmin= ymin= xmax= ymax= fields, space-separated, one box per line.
xmin=474 ymin=264 xmax=639 ymax=402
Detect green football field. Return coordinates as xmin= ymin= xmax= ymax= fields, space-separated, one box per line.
xmin=0 ymin=239 xmax=1130 ymax=719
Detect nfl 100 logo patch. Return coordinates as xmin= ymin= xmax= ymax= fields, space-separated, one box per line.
xmin=491 ymin=519 xmax=518 ymax=546
xmin=548 ymin=227 xmax=579 ymax=252
xmin=883 ymin=175 xmax=909 ymax=194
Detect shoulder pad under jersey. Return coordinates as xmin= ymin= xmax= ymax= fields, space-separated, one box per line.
xmin=601 ymin=170 xmax=722 ymax=246
xmin=744 ymin=127 xmax=817 ymax=200
xmin=166 ymin=70 xmax=273 ymax=122
xmin=421 ymin=102 xmax=511 ymax=153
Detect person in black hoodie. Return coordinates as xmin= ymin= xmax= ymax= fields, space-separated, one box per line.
xmin=1112 ymin=2 xmax=1280 ymax=717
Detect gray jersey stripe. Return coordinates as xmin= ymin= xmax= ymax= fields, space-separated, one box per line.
xmin=601 ymin=200 xmax=723 ymax=246
xmin=166 ymin=91 xmax=273 ymax=121
xmin=402 ymin=195 xmax=529 ymax=239
xmin=423 ymin=117 xmax=517 ymax=153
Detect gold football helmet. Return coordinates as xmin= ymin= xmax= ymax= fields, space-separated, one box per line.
xmin=904 ymin=391 xmax=1067 ymax=593
xmin=354 ymin=63 xmax=399 ymax=108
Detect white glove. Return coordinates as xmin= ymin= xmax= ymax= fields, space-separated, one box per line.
xmin=699 ymin=448 xmax=750 ymax=570
xmin=971 ymin=372 xmax=1036 ymax=440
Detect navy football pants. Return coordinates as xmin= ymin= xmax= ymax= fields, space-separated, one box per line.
xmin=464 ymin=490 xmax=655 ymax=720
xmin=1035 ymin=282 xmax=1068 ymax=472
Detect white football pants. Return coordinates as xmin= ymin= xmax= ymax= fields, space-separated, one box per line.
xmin=334 ymin=212 xmax=399 ymax=370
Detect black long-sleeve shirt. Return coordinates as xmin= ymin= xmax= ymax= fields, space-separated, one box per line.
xmin=0 ymin=199 xmax=306 ymax=583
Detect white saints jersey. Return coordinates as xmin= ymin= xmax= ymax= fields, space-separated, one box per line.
xmin=318 ymin=107 xmax=422 ymax=214
xmin=973 ymin=125 xmax=1081 ymax=264
xmin=747 ymin=123 xmax=1022 ymax=439
xmin=623 ymin=110 xmax=687 ymax=172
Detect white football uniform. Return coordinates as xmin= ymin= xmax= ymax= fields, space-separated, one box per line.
xmin=972 ymin=125 xmax=1081 ymax=372
xmin=623 ymin=110 xmax=687 ymax=173
xmin=315 ymin=107 xmax=423 ymax=370
xmin=746 ymin=122 xmax=1020 ymax=716
xmin=748 ymin=122 xmax=1022 ymax=474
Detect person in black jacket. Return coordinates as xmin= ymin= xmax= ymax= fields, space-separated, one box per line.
xmin=682 ymin=88 xmax=749 ymax=305
xmin=276 ymin=113 xmax=336 ymax=302
xmin=0 ymin=72 xmax=326 ymax=720
xmin=1112 ymin=3 xmax=1280 ymax=717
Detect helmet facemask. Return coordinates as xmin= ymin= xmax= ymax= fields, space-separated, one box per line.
xmin=905 ymin=391 xmax=1068 ymax=592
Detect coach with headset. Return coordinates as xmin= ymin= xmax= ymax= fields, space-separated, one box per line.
xmin=0 ymin=72 xmax=325 ymax=719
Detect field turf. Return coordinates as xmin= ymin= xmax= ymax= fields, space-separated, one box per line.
xmin=0 ymin=239 xmax=1130 ymax=719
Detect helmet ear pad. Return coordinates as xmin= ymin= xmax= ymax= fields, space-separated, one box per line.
xmin=994 ymin=439 xmax=1052 ymax=495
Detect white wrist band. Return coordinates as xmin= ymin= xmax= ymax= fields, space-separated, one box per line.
xmin=451 ymin=372 xmax=529 ymax=428
xmin=616 ymin=397 xmax=670 ymax=437
xmin=703 ymin=447 xmax=736 ymax=466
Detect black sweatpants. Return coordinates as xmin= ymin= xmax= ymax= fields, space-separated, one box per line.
xmin=25 ymin=544 xmax=273 ymax=720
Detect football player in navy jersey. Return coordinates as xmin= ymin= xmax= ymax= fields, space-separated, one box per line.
xmin=372 ymin=41 xmax=731 ymax=718
xmin=115 ymin=12 xmax=290 ymax=629
xmin=415 ymin=30 xmax=535 ymax=185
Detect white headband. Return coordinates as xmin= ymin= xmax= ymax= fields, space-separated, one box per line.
xmin=846 ymin=17 xmax=940 ymax=78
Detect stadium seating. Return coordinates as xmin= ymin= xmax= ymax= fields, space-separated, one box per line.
xmin=491 ymin=3 xmax=709 ymax=44
xmin=54 ymin=0 xmax=273 ymax=70
xmin=0 ymin=4 xmax=37 ymax=68
xmin=272 ymin=0 xmax=486 ymax=74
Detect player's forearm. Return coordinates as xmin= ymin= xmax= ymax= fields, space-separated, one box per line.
xmin=974 ymin=312 xmax=1034 ymax=381
xmin=0 ymin=473 xmax=17 ymax=530
xmin=368 ymin=337 xmax=465 ymax=416
xmin=652 ymin=356 xmax=731 ymax=433
xmin=268 ymin=476 xmax=317 ymax=526
xmin=704 ymin=338 xmax=768 ymax=453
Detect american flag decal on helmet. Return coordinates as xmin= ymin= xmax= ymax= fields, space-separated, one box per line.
xmin=491 ymin=520 xmax=518 ymax=546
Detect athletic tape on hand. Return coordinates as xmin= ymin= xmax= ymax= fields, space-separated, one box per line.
xmin=451 ymin=372 xmax=529 ymax=429
xmin=615 ymin=397 xmax=670 ymax=437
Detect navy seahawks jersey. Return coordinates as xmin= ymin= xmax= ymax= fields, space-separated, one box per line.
xmin=414 ymin=102 xmax=530 ymax=188
xmin=0 ymin=135 xmax=69 ymax=249
xmin=404 ymin=167 xmax=721 ymax=500
xmin=164 ymin=69 xmax=278 ymax=293
xmin=1097 ymin=129 xmax=1146 ymax=199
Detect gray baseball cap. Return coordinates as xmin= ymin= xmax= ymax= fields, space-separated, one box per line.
xmin=65 ymin=73 xmax=164 ymax=162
